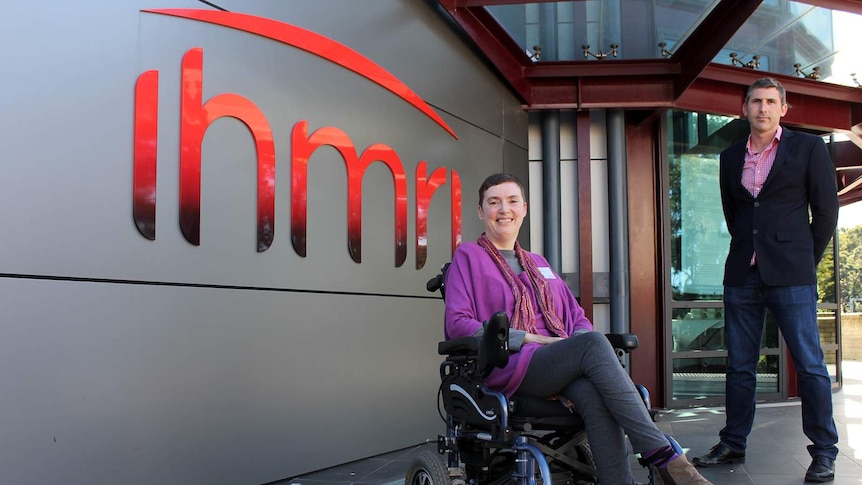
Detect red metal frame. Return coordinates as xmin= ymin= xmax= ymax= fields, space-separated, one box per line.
xmin=438 ymin=0 xmax=862 ymax=406
xmin=576 ymin=110 xmax=593 ymax=323
xmin=437 ymin=0 xmax=862 ymax=204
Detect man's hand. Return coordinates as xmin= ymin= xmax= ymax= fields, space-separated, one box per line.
xmin=523 ymin=333 xmax=564 ymax=345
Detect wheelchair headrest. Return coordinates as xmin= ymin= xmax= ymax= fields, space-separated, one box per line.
xmin=478 ymin=311 xmax=509 ymax=377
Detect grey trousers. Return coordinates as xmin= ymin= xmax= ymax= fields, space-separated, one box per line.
xmin=515 ymin=331 xmax=670 ymax=484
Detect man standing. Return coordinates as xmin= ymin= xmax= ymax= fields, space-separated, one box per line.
xmin=692 ymin=78 xmax=839 ymax=482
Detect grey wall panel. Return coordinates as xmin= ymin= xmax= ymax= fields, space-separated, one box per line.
xmin=0 ymin=2 xmax=511 ymax=296
xmin=215 ymin=0 xmax=528 ymax=145
xmin=504 ymin=96 xmax=531 ymax=149
xmin=503 ymin=140 xmax=532 ymax=249
xmin=0 ymin=278 xmax=445 ymax=483
xmin=0 ymin=0 xmax=528 ymax=483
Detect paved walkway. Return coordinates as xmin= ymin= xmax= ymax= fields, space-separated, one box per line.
xmin=286 ymin=361 xmax=862 ymax=484
xmin=656 ymin=360 xmax=862 ymax=484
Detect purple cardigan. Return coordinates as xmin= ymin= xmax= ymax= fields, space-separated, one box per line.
xmin=444 ymin=242 xmax=592 ymax=396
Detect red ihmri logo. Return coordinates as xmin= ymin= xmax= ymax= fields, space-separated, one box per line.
xmin=133 ymin=9 xmax=462 ymax=269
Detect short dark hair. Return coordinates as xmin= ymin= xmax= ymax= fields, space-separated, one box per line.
xmin=745 ymin=77 xmax=787 ymax=106
xmin=478 ymin=173 xmax=526 ymax=205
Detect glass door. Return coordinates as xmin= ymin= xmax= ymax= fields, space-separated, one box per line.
xmin=665 ymin=111 xmax=784 ymax=407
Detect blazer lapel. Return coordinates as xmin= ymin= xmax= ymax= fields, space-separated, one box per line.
xmin=727 ymin=143 xmax=750 ymax=199
xmin=760 ymin=127 xmax=793 ymax=193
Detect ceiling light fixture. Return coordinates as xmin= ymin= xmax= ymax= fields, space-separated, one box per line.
xmin=582 ymin=43 xmax=618 ymax=60
xmin=529 ymin=45 xmax=541 ymax=61
xmin=658 ymin=42 xmax=673 ymax=58
xmin=794 ymin=63 xmax=821 ymax=80
xmin=730 ymin=52 xmax=760 ymax=69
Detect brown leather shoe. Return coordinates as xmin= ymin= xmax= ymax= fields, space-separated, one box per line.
xmin=659 ymin=454 xmax=713 ymax=485
xmin=691 ymin=443 xmax=745 ymax=467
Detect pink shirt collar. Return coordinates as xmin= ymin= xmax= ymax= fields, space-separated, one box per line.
xmin=746 ymin=125 xmax=782 ymax=154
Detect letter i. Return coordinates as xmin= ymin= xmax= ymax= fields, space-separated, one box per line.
xmin=133 ymin=69 xmax=159 ymax=240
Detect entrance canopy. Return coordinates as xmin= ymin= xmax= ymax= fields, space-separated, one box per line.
xmin=435 ymin=0 xmax=862 ymax=204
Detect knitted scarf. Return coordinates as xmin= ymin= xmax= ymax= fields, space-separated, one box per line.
xmin=477 ymin=234 xmax=568 ymax=338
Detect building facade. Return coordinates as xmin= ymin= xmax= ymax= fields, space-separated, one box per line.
xmin=1 ymin=1 xmax=860 ymax=483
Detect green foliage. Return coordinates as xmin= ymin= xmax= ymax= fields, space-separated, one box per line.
xmin=820 ymin=225 xmax=862 ymax=311
xmin=838 ymin=225 xmax=862 ymax=312
xmin=818 ymin=239 xmax=835 ymax=302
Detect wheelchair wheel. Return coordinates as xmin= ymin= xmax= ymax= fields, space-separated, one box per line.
xmin=570 ymin=442 xmax=597 ymax=484
xmin=465 ymin=450 xmax=517 ymax=485
xmin=406 ymin=450 xmax=451 ymax=485
xmin=574 ymin=442 xmax=595 ymax=470
xmin=540 ymin=433 xmax=596 ymax=481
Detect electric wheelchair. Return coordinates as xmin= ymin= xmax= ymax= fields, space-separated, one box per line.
xmin=406 ymin=266 xmax=676 ymax=485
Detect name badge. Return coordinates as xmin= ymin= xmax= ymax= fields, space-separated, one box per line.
xmin=539 ymin=267 xmax=556 ymax=279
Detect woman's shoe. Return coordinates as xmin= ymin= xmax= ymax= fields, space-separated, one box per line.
xmin=658 ymin=454 xmax=713 ymax=485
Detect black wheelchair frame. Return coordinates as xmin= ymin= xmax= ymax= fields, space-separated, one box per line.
xmin=406 ymin=265 xmax=668 ymax=485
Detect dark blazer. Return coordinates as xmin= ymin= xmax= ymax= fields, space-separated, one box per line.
xmin=719 ymin=127 xmax=838 ymax=287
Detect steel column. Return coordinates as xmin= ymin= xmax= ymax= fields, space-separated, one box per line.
xmin=541 ymin=111 xmax=562 ymax=272
xmin=607 ymin=110 xmax=630 ymax=333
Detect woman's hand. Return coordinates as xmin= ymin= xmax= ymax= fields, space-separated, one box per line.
xmin=523 ymin=333 xmax=564 ymax=345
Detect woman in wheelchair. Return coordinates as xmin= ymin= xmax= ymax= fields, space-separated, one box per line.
xmin=443 ymin=173 xmax=710 ymax=485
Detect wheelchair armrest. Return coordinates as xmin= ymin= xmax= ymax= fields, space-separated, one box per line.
xmin=438 ymin=336 xmax=479 ymax=356
xmin=441 ymin=330 xmax=637 ymax=355
xmin=479 ymin=312 xmax=509 ymax=376
xmin=605 ymin=333 xmax=639 ymax=352
xmin=438 ymin=312 xmax=510 ymax=378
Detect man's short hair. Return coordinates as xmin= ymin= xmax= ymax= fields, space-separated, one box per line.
xmin=745 ymin=77 xmax=787 ymax=106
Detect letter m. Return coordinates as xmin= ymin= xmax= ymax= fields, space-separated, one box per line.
xmin=291 ymin=120 xmax=407 ymax=267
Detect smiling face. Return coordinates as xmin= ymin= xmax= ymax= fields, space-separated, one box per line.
xmin=478 ymin=181 xmax=527 ymax=250
xmin=743 ymin=86 xmax=787 ymax=137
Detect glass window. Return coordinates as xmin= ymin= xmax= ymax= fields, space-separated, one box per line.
xmin=486 ymin=0 xmax=718 ymax=61
xmin=672 ymin=355 xmax=779 ymax=400
xmin=667 ymin=110 xmax=785 ymax=405
xmin=825 ymin=350 xmax=840 ymax=386
xmin=485 ymin=1 xmax=862 ymax=87
xmin=818 ymin=239 xmax=836 ymax=303
xmin=671 ymin=308 xmax=781 ymax=352
xmin=668 ymin=112 xmax=747 ymax=300
xmin=818 ymin=310 xmax=840 ymax=386
xmin=672 ymin=307 xmax=725 ymax=352
xmin=666 ymin=109 xmax=844 ymax=405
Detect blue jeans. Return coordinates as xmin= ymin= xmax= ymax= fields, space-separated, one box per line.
xmin=720 ymin=268 xmax=839 ymax=459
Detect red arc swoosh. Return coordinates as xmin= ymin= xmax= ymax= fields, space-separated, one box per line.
xmin=143 ymin=8 xmax=458 ymax=139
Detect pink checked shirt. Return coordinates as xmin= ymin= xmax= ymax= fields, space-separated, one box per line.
xmin=742 ymin=125 xmax=782 ymax=266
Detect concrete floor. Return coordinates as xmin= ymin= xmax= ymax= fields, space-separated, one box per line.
xmin=284 ymin=361 xmax=862 ymax=485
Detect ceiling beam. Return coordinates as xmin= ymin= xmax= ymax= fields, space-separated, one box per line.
xmin=670 ymin=0 xmax=763 ymax=99
xmin=798 ymin=0 xmax=862 ymax=15
xmin=453 ymin=0 xmax=563 ymax=6
xmin=437 ymin=1 xmax=532 ymax=102
xmin=452 ymin=0 xmax=862 ymax=13
xmin=838 ymin=175 xmax=862 ymax=203
xmin=840 ymin=192 xmax=862 ymax=205
xmin=525 ymin=59 xmax=679 ymax=78
xmin=670 ymin=72 xmax=859 ymax=132
xmin=436 ymin=0 xmax=862 ymax=132
xmin=834 ymin=140 xmax=862 ymax=169
xmin=522 ymin=62 xmax=862 ymax=131
xmin=435 ymin=0 xmax=862 ymax=205
xmin=691 ymin=64 xmax=862 ymax=131
xmin=528 ymin=76 xmax=676 ymax=109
